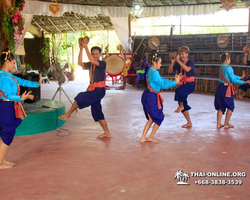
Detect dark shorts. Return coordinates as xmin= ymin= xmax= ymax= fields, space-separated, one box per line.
xmin=0 ymin=100 xmax=22 ymax=146
xmin=239 ymin=78 xmax=250 ymax=92
xmin=214 ymin=83 xmax=234 ymax=114
xmin=174 ymin=82 xmax=195 ymax=112
xmin=74 ymin=88 xmax=106 ymax=122
xmin=141 ymin=88 xmax=164 ymax=126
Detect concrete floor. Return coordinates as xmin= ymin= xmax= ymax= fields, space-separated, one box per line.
xmin=1 ymin=77 xmax=250 ymax=200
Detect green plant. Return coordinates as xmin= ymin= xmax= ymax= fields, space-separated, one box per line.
xmin=40 ymin=38 xmax=51 ymax=64
xmin=25 ymin=64 xmax=32 ymax=74
xmin=2 ymin=0 xmax=25 ymax=52
xmin=71 ymin=63 xmax=75 ymax=70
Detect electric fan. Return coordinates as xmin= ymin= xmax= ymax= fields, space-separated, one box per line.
xmin=49 ymin=62 xmax=74 ymax=103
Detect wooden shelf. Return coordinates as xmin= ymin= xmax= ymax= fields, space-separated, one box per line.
xmin=160 ymin=63 xmax=250 ymax=68
xmin=138 ymin=33 xmax=250 ymax=97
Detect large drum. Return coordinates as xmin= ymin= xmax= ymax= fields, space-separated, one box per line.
xmin=104 ymin=55 xmax=125 ymax=76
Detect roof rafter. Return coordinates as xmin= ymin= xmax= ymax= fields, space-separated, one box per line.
xmin=48 ymin=18 xmax=61 ymax=32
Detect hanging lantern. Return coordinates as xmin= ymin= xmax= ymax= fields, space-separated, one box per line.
xmin=49 ymin=0 xmax=60 ymax=15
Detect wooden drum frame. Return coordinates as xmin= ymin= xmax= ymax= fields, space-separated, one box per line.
xmin=104 ymin=55 xmax=125 ymax=76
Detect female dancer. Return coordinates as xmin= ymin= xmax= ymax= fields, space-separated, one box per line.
xmin=140 ymin=54 xmax=181 ymax=144
xmin=214 ymin=52 xmax=249 ymax=129
xmin=0 ymin=48 xmax=41 ymax=169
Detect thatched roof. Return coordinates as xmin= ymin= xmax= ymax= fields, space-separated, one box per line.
xmin=32 ymin=13 xmax=113 ymax=33
xmin=31 ymin=0 xmax=246 ymax=34
xmin=38 ymin=0 xmax=222 ymax=6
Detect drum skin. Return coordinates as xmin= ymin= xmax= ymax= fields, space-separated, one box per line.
xmin=104 ymin=55 xmax=125 ymax=76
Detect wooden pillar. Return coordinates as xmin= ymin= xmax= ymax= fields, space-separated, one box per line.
xmin=52 ymin=33 xmax=56 ymax=63
xmin=107 ymin=29 xmax=109 ymax=47
xmin=128 ymin=14 xmax=132 ymax=53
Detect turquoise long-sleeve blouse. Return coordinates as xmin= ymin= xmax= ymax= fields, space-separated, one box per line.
xmin=219 ymin=64 xmax=244 ymax=85
xmin=148 ymin=67 xmax=177 ymax=92
xmin=0 ymin=71 xmax=39 ymax=102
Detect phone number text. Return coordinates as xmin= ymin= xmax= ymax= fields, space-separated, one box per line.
xmin=194 ymin=180 xmax=243 ymax=185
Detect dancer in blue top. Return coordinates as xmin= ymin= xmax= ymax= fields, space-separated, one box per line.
xmin=214 ymin=52 xmax=249 ymax=129
xmin=238 ymin=51 xmax=250 ymax=99
xmin=0 ymin=48 xmax=42 ymax=169
xmin=168 ymin=46 xmax=195 ymax=128
xmin=140 ymin=54 xmax=181 ymax=143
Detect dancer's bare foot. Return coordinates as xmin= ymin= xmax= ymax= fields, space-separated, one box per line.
xmin=140 ymin=137 xmax=148 ymax=143
xmin=175 ymin=105 xmax=184 ymax=113
xmin=217 ymin=124 xmax=224 ymax=129
xmin=0 ymin=163 xmax=13 ymax=169
xmin=4 ymin=160 xmax=16 ymax=166
xmin=58 ymin=113 xmax=71 ymax=120
xmin=182 ymin=123 xmax=192 ymax=128
xmin=97 ymin=133 xmax=111 ymax=139
xmin=148 ymin=137 xmax=161 ymax=144
xmin=238 ymin=95 xmax=244 ymax=99
xmin=224 ymin=123 xmax=234 ymax=129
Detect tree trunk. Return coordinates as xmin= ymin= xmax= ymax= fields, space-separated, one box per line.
xmin=0 ymin=0 xmax=15 ymax=52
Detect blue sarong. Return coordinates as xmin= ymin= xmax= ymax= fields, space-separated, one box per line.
xmin=141 ymin=88 xmax=164 ymax=126
xmin=0 ymin=100 xmax=22 ymax=146
xmin=214 ymin=83 xmax=234 ymax=114
xmin=74 ymin=88 xmax=105 ymax=122
xmin=174 ymin=82 xmax=195 ymax=112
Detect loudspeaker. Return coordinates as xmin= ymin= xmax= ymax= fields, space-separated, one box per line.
xmin=21 ymin=73 xmax=40 ymax=103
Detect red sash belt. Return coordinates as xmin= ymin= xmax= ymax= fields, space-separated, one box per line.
xmin=146 ymin=78 xmax=164 ymax=109
xmin=87 ymin=81 xmax=105 ymax=91
xmin=176 ymin=60 xmax=195 ymax=88
xmin=0 ymin=80 xmax=27 ymax=119
xmin=219 ymin=69 xmax=236 ymax=97
xmin=176 ymin=76 xmax=195 ymax=88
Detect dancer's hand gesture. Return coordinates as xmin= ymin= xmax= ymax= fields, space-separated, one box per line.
xmin=79 ymin=44 xmax=83 ymax=50
xmin=170 ymin=59 xmax=176 ymax=63
xmin=175 ymin=73 xmax=182 ymax=84
xmin=39 ymin=74 xmax=42 ymax=86
xmin=241 ymin=70 xmax=246 ymax=79
xmin=21 ymin=91 xmax=34 ymax=101
xmin=81 ymin=42 xmax=88 ymax=49
xmin=176 ymin=54 xmax=180 ymax=61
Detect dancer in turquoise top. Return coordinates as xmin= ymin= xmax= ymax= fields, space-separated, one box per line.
xmin=214 ymin=52 xmax=249 ymax=129
xmin=140 ymin=54 xmax=181 ymax=143
xmin=0 ymin=48 xmax=42 ymax=169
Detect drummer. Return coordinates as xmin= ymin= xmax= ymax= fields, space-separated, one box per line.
xmin=59 ymin=39 xmax=111 ymax=139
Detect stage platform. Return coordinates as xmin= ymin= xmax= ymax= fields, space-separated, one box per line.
xmin=16 ymin=99 xmax=66 ymax=136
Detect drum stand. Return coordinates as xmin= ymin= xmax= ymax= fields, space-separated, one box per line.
xmin=52 ymin=83 xmax=73 ymax=104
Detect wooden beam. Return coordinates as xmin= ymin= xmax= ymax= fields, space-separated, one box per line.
xmin=98 ymin=17 xmax=112 ymax=26
xmin=74 ymin=14 xmax=90 ymax=30
xmin=124 ymin=0 xmax=130 ymax=6
xmin=46 ymin=28 xmax=114 ymax=34
xmin=65 ymin=20 xmax=75 ymax=32
xmin=97 ymin=20 xmax=104 ymax=29
xmin=48 ymin=18 xmax=61 ymax=33
xmin=33 ymin=19 xmax=48 ymax=34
